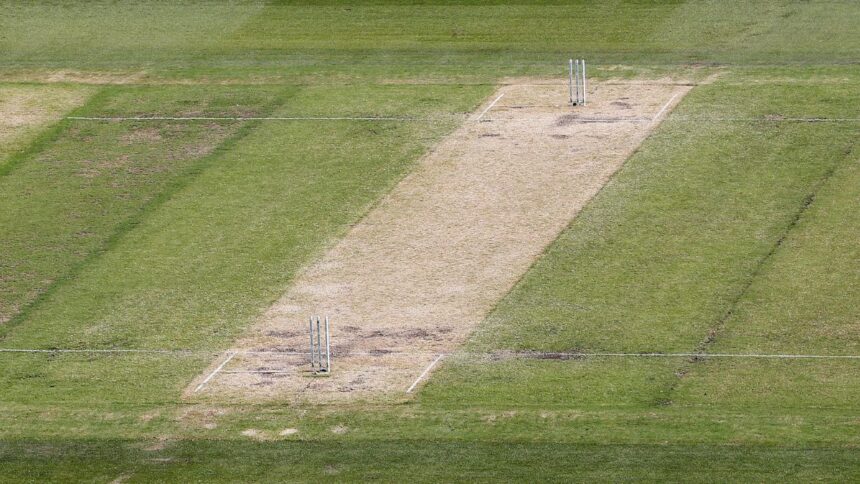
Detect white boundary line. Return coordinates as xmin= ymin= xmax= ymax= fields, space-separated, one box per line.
xmin=406 ymin=354 xmax=445 ymax=393
xmin=66 ymin=116 xmax=425 ymax=122
xmin=475 ymin=93 xmax=505 ymax=121
xmin=194 ymin=351 xmax=236 ymax=393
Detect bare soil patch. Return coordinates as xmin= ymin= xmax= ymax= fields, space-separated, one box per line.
xmin=191 ymin=79 xmax=691 ymax=403
xmin=120 ymin=127 xmax=163 ymax=144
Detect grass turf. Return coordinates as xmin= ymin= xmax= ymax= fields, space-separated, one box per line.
xmin=0 ymin=84 xmax=93 ymax=169
xmin=3 ymin=439 xmax=859 ymax=482
xmin=0 ymin=1 xmax=859 ymax=481
xmin=424 ymin=81 xmax=860 ymax=410
xmin=0 ymin=83 xmax=489 ymax=406
xmin=2 ymin=74 xmax=857 ymax=480
xmin=0 ymin=85 xmax=284 ymax=324
xmin=1 ymin=1 xmax=859 ymax=84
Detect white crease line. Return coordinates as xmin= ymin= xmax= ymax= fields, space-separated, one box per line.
xmin=2 ymin=348 xmax=859 ymax=360
xmin=651 ymin=92 xmax=681 ymax=126
xmin=522 ymin=352 xmax=860 ymax=360
xmin=667 ymin=117 xmax=860 ymax=122
xmin=194 ymin=351 xmax=236 ymax=393
xmin=222 ymin=370 xmax=294 ymax=374
xmin=0 ymin=348 xmax=193 ymax=354
xmin=65 ymin=114 xmax=860 ymax=124
xmin=406 ymin=354 xmax=445 ymax=394
xmin=66 ymin=116 xmax=426 ymax=122
xmin=479 ymin=117 xmax=649 ymax=123
xmin=476 ymin=93 xmax=505 ymax=122
xmin=241 ymin=351 xmax=860 ymax=360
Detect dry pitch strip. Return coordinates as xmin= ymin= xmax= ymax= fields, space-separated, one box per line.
xmin=187 ymin=71 xmax=693 ymax=403
xmin=3 ymin=71 xmax=851 ymax=403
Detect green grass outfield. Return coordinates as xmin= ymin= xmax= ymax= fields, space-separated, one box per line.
xmin=0 ymin=1 xmax=859 ymax=481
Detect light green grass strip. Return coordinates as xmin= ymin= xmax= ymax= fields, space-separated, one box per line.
xmin=423 ymin=80 xmax=860 ymax=408
xmin=704 ymin=149 xmax=860 ymax=355
xmin=674 ymin=145 xmax=860 ymax=410
xmin=0 ymin=83 xmax=490 ymax=406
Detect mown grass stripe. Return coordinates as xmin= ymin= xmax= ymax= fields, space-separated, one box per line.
xmin=662 ymin=137 xmax=859 ymax=400
xmin=0 ymin=89 xmax=291 ymax=338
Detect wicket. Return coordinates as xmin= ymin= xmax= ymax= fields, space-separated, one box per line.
xmin=309 ymin=315 xmax=331 ymax=373
xmin=569 ymin=59 xmax=587 ymax=106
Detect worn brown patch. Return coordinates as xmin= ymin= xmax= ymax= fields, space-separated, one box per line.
xmin=0 ymin=70 xmax=146 ymax=85
xmin=142 ymin=436 xmax=171 ymax=452
xmin=190 ymin=79 xmax=691 ymax=403
xmin=0 ymin=86 xmax=91 ymax=163
xmin=139 ymin=410 xmax=161 ymax=422
xmin=240 ymin=429 xmax=272 ymax=441
xmin=175 ymin=405 xmax=228 ymax=430
xmin=120 ymin=127 xmax=163 ymax=144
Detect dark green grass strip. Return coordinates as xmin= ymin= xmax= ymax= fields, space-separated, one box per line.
xmin=1 ymin=439 xmax=858 ymax=482
xmin=3 ymin=397 xmax=859 ymax=446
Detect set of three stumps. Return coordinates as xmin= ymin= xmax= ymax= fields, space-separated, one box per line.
xmin=308 ymin=59 xmax=588 ymax=376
